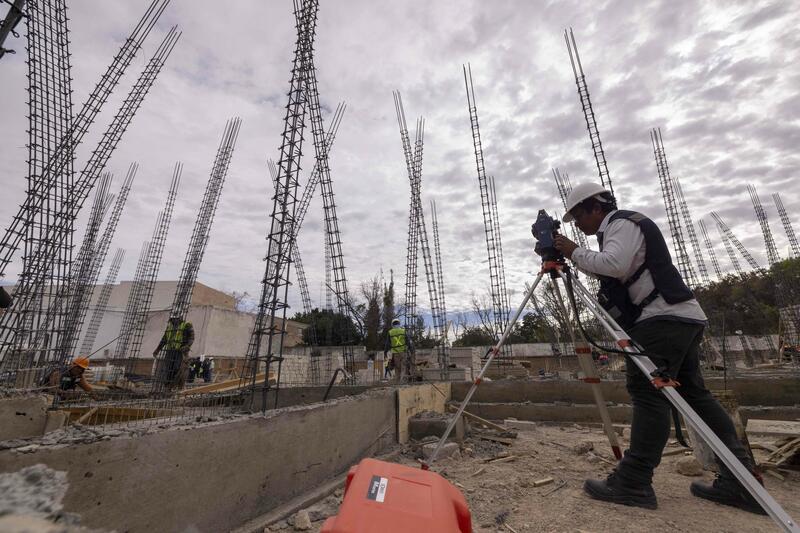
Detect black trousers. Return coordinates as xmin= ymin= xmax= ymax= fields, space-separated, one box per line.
xmin=617 ymin=320 xmax=753 ymax=486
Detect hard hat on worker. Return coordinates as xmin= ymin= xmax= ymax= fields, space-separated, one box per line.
xmin=72 ymin=356 xmax=90 ymax=369
xmin=392 ymin=318 xmax=401 ymax=326
xmin=562 ymin=182 xmax=613 ymax=223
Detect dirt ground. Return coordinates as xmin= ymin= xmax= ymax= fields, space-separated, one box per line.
xmin=274 ymin=424 xmax=799 ymax=533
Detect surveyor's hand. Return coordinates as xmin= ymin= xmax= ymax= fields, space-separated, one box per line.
xmin=554 ymin=235 xmax=578 ymax=259
xmin=152 ymin=350 xmax=158 ymax=357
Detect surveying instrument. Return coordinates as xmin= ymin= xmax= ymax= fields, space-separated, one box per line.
xmin=424 ymin=209 xmax=798 ymax=532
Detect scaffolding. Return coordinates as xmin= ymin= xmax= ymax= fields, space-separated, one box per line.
xmin=711 ymin=212 xmax=760 ymax=271
xmin=395 ymin=92 xmax=421 ymax=338
xmin=128 ymin=166 xmax=180 ymax=369
xmin=748 ymin=185 xmax=781 ymax=266
xmin=698 ymin=219 xmax=724 ymax=280
xmin=79 ymin=248 xmax=125 ymax=355
xmin=564 ymin=28 xmax=614 ymax=197
xmin=489 ymin=176 xmax=511 ymax=340
xmin=749 ymin=186 xmax=800 ymax=345
xmin=0 ymin=0 xmax=73 ymax=377
xmin=242 ymin=0 xmax=312 ymax=407
xmin=298 ymin=0 xmax=356 ymax=379
xmin=430 ymin=200 xmax=450 ymax=377
xmin=169 ymin=121 xmax=240 ymax=322
xmin=650 ymin=128 xmax=697 ymax=287
xmin=58 ymin=167 xmax=135 ymax=364
xmin=463 ymin=64 xmax=510 ymax=358
xmin=113 ymin=241 xmax=150 ymax=368
xmin=0 ymin=25 xmax=180 ymax=376
xmin=773 ymin=193 xmax=800 ymax=258
xmin=0 ymin=0 xmax=168 ymax=279
xmin=393 ymin=93 xmax=447 ymax=373
xmin=0 ymin=0 xmax=26 ymax=60
xmin=673 ymin=178 xmax=710 ymax=285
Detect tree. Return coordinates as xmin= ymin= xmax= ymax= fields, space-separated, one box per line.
xmin=361 ymin=275 xmax=382 ymax=351
xmin=453 ymin=326 xmax=495 ymax=347
xmin=225 ymin=290 xmax=253 ymax=312
xmin=514 ymin=312 xmax=550 ymax=343
xmin=381 ymin=271 xmax=396 ymax=344
xmin=291 ymin=309 xmax=361 ymax=346
xmin=693 ymin=257 xmax=800 ymax=335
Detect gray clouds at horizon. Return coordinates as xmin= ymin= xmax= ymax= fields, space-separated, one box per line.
xmin=0 ymin=0 xmax=798 ymax=316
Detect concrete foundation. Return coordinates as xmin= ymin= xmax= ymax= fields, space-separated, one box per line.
xmin=452 ymin=377 xmax=800 ymax=407
xmin=0 ymin=389 xmax=398 ymax=533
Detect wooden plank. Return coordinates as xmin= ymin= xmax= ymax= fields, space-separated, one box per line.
xmin=396 ymin=383 xmax=451 ymax=444
xmin=533 ymin=477 xmax=554 ymax=487
xmin=746 ymin=419 xmax=800 ymax=438
xmin=765 ymin=437 xmax=800 ymax=465
xmin=75 ymin=407 xmax=98 ymax=425
xmin=478 ymin=434 xmax=515 ymax=446
xmin=446 ymin=404 xmax=507 ymax=432
xmin=180 ymin=373 xmax=268 ymax=395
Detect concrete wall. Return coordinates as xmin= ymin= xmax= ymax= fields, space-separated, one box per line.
xmin=451 ymin=377 xmax=800 ymax=407
xmin=0 ymin=395 xmax=65 ymax=441
xmin=0 ymin=389 xmax=397 ymax=533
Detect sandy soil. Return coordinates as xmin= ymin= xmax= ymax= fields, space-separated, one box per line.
xmin=276 ymin=424 xmax=799 ymax=533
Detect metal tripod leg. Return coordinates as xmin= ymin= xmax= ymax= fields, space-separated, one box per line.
xmin=423 ymin=271 xmax=545 ymax=469
xmin=559 ymin=269 xmax=799 ymax=533
xmin=549 ymin=278 xmax=622 ymax=459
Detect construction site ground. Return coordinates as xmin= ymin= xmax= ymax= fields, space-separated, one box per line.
xmin=273 ymin=424 xmax=800 ymax=533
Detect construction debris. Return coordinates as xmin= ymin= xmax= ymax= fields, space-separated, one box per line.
xmin=675 ymin=456 xmax=704 ymax=477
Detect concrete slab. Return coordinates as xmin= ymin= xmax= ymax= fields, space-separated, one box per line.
xmin=0 ymin=395 xmax=51 ymax=441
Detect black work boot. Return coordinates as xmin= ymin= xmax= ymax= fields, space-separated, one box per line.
xmin=690 ymin=475 xmax=767 ymax=515
xmin=583 ymin=473 xmax=658 ymax=510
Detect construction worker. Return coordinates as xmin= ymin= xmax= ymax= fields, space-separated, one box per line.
xmin=554 ymin=183 xmax=763 ymax=514
xmin=383 ymin=318 xmax=415 ymax=382
xmin=202 ymin=357 xmax=214 ymax=383
xmin=45 ymin=356 xmax=96 ymax=398
xmin=153 ymin=316 xmax=195 ymax=389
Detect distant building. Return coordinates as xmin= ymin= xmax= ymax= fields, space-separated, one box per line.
xmin=79 ymin=281 xmax=307 ymax=375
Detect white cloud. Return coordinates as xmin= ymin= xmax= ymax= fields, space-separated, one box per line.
xmin=0 ymin=0 xmax=798 ymax=322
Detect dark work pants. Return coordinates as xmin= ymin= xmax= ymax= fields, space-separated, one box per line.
xmin=617 ymin=320 xmax=753 ymax=486
xmin=164 ymin=349 xmax=183 ymax=386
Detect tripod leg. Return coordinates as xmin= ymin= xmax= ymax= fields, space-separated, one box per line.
xmin=559 ymin=269 xmax=799 ymax=532
xmin=423 ymin=271 xmax=545 ymax=469
xmin=550 ymin=278 xmax=622 ymax=459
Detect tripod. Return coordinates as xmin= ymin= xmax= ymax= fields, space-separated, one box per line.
xmin=425 ymin=259 xmax=798 ymax=532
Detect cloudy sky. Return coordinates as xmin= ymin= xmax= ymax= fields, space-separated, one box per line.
xmin=1 ymin=0 xmax=798 ymax=319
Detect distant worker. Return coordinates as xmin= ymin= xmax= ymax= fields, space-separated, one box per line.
xmin=45 ymin=357 xmax=96 ymax=398
xmin=383 ymin=353 xmax=395 ymax=380
xmin=153 ymin=316 xmax=195 ymax=389
xmin=202 ymin=357 xmax=214 ymax=383
xmin=554 ymin=183 xmax=763 ymax=515
xmin=0 ymin=286 xmax=11 ymax=308
xmin=383 ymin=318 xmax=415 ymax=382
xmin=187 ymin=357 xmax=202 ymax=383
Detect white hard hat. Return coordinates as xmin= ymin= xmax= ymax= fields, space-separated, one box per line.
xmin=562 ymin=182 xmax=612 ymax=223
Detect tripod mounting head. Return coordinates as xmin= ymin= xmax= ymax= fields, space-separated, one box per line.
xmin=532 ymin=209 xmax=565 ymax=264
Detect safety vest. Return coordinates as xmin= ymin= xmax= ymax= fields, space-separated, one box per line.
xmin=164 ymin=321 xmax=190 ymax=351
xmin=388 ymin=327 xmax=407 ymax=353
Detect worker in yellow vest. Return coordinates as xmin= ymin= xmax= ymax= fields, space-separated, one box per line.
xmin=153 ymin=316 xmax=195 ymax=389
xmin=383 ymin=318 xmax=415 ymax=382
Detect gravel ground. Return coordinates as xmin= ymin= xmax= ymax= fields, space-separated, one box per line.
xmin=274 ymin=424 xmax=799 ymax=532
